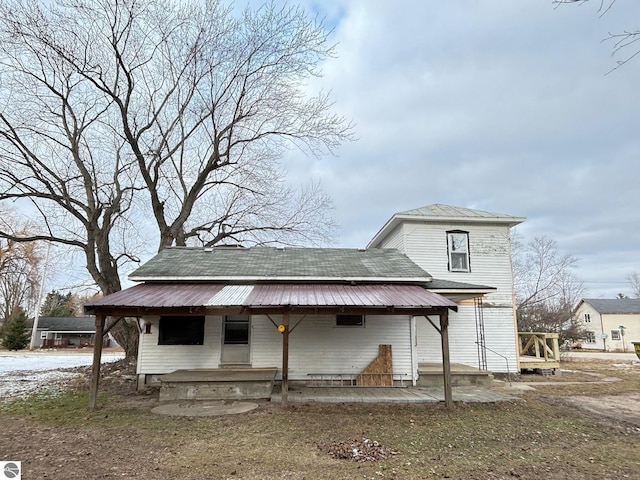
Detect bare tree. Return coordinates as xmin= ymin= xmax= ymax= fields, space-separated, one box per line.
xmin=513 ymin=236 xmax=587 ymax=345
xmin=0 ymin=0 xmax=349 ymax=251
xmin=0 ymin=214 xmax=44 ymax=323
xmin=0 ymin=0 xmax=352 ymax=358
xmin=554 ymin=0 xmax=640 ymax=72
xmin=627 ymin=271 xmax=640 ymax=298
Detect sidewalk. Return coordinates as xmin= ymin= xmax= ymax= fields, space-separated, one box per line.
xmin=270 ymin=385 xmax=520 ymax=404
xmin=561 ymin=351 xmax=638 ymax=361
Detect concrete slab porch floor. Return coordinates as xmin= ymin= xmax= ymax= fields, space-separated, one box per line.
xmin=270 ymin=385 xmax=519 ymax=404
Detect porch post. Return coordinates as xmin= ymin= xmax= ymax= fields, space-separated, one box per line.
xmin=281 ymin=313 xmax=290 ymax=405
xmin=440 ymin=310 xmax=453 ymax=409
xmin=89 ymin=314 xmax=105 ymax=409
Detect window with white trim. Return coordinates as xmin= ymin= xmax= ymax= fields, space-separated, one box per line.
xmin=447 ymin=231 xmax=470 ymax=272
xmin=584 ymin=313 xmax=591 ymax=323
xmin=611 ymin=329 xmax=621 ymax=341
xmin=585 ymin=331 xmax=596 ymax=344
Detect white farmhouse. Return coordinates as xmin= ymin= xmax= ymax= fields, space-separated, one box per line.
xmin=85 ymin=203 xmax=525 ymax=404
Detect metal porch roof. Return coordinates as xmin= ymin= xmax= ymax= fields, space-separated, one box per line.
xmin=85 ymin=283 xmax=457 ymax=313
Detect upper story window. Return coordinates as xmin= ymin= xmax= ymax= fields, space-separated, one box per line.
xmin=584 ymin=313 xmax=591 ymax=323
xmin=447 ymin=231 xmax=470 ymax=272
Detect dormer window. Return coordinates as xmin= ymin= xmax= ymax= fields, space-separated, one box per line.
xmin=447 ymin=231 xmax=470 ymax=272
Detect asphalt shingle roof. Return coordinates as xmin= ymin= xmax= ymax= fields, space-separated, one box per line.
xmin=130 ymin=247 xmax=433 ymax=282
xmin=32 ymin=317 xmax=95 ymax=331
xmin=582 ymin=298 xmax=640 ymax=314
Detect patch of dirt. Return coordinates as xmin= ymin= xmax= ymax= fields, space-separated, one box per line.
xmin=543 ymin=393 xmax=640 ymax=436
xmin=66 ymin=358 xmax=160 ymax=403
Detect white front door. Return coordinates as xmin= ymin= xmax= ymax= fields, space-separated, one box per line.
xmin=221 ymin=315 xmax=251 ymax=365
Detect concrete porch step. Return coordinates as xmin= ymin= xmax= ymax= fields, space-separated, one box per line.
xmin=417 ymin=363 xmax=494 ymax=388
xmin=159 ymin=367 xmax=278 ymax=401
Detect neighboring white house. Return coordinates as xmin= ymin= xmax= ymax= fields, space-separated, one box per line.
xmin=85 ymin=203 xmax=525 ymax=394
xmin=30 ymin=316 xmax=100 ymax=349
xmin=574 ymin=298 xmax=640 ymax=352
xmin=367 ymin=204 xmax=525 ymax=373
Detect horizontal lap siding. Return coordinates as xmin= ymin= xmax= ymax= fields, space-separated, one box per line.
xmin=404 ymin=223 xmax=515 ymax=306
xmin=252 ymin=315 xmax=413 ymax=380
xmin=376 ymin=226 xmax=404 ymax=251
xmin=416 ymin=307 xmax=517 ymax=373
xmin=137 ymin=316 xmax=222 ymax=374
xmin=391 ymin=222 xmax=518 ymax=373
xmin=137 ymin=315 xmax=414 ymax=379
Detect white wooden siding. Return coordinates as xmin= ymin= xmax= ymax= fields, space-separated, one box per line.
xmin=137 ymin=315 xmax=222 ymax=374
xmin=137 ymin=314 xmax=414 ymax=379
xmin=376 ymin=225 xmax=405 ymax=251
xmin=377 ymin=221 xmax=518 ymax=373
xmin=416 ymin=306 xmax=518 ymax=372
xmin=402 ymin=222 xmax=515 ymax=306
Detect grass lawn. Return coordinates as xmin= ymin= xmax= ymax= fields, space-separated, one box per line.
xmin=0 ymin=360 xmax=639 ymax=479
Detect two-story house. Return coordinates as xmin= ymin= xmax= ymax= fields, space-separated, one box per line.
xmin=574 ymin=298 xmax=640 ymax=352
xmin=85 ymin=203 xmax=524 ymax=398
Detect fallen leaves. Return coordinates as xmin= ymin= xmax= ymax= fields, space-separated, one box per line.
xmin=322 ymin=437 xmax=399 ymax=462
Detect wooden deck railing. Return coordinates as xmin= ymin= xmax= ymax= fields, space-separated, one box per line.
xmin=518 ymin=332 xmax=560 ymax=371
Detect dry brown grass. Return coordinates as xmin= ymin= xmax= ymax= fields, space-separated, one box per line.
xmin=1 ymin=359 xmax=639 ymax=479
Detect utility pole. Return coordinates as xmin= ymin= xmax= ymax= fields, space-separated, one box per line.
xmin=29 ymin=242 xmax=51 ymax=350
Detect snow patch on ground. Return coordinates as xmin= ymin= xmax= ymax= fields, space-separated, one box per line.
xmin=0 ymin=350 xmax=125 ymax=400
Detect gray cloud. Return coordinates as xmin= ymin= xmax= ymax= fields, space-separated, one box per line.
xmin=282 ymin=0 xmax=640 ymax=298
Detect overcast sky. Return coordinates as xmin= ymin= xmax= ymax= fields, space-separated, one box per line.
xmin=269 ymin=0 xmax=640 ymax=299
xmin=45 ymin=1 xmax=639 ymax=300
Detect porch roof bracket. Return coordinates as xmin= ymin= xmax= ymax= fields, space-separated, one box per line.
xmin=425 ymin=315 xmax=441 ymax=334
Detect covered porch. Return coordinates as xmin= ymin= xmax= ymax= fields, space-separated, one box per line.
xmin=85 ymin=282 xmax=461 ymax=408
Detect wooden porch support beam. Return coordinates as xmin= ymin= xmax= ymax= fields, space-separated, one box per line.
xmin=281 ymin=313 xmax=290 ymax=405
xmin=440 ymin=310 xmax=453 ymax=409
xmin=89 ymin=314 xmax=105 ymax=409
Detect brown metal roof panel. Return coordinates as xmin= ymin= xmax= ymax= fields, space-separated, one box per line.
xmin=86 ymin=284 xmax=224 ymax=308
xmin=246 ymin=284 xmax=456 ymax=308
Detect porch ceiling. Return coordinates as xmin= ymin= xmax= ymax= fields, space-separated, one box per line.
xmin=84 ymin=282 xmax=457 ymax=316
